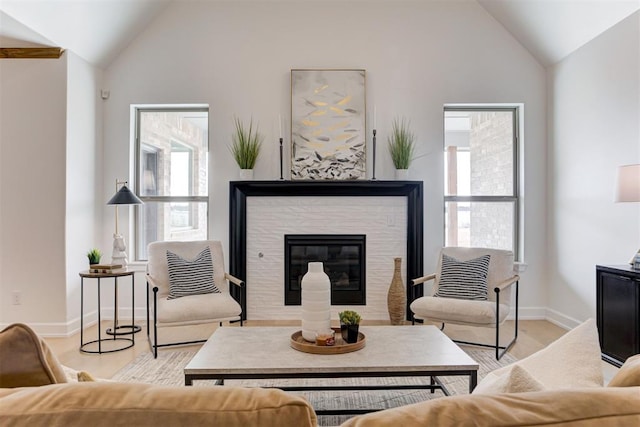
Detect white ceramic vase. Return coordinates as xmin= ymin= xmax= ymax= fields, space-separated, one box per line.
xmin=395 ymin=169 xmax=409 ymax=180
xmin=239 ymin=169 xmax=254 ymax=180
xmin=301 ymin=262 xmax=331 ymax=342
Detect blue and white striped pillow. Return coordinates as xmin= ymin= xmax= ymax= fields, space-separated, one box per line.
xmin=166 ymin=247 xmax=220 ymax=299
xmin=434 ymin=254 xmax=490 ymax=300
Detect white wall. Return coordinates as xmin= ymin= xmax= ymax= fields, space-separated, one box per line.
xmin=0 ymin=54 xmax=68 ymax=331
xmin=0 ymin=51 xmax=103 ymax=335
xmin=65 ymin=51 xmax=103 ymax=329
xmin=103 ymin=0 xmax=548 ymax=317
xmin=548 ymin=12 xmax=640 ymax=325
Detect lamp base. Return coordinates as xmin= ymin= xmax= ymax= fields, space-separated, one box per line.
xmin=112 ymin=233 xmax=129 ymax=266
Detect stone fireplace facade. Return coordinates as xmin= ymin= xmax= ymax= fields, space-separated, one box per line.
xmin=229 ymin=181 xmax=424 ymax=321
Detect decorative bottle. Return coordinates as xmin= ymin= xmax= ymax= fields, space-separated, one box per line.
xmin=301 ymin=262 xmax=331 ymax=342
xmin=387 ymin=257 xmax=406 ymax=325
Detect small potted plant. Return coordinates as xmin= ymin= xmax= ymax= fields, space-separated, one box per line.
xmin=339 ymin=310 xmax=362 ymax=344
xmin=230 ymin=116 xmax=263 ymax=180
xmin=387 ymin=117 xmax=416 ymax=180
xmin=87 ymin=248 xmax=101 ymax=265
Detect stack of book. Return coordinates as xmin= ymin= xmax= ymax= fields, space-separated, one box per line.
xmin=90 ymin=264 xmax=123 ymax=273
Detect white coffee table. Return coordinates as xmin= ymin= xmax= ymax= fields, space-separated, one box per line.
xmin=184 ymin=325 xmax=478 ymax=415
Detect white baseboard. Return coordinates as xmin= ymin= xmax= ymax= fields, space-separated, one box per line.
xmin=0 ymin=308 xmax=148 ymax=337
xmin=2 ymin=306 xmax=582 ymax=337
xmin=545 ymin=308 xmax=582 ymax=330
xmin=509 ymin=306 xmax=547 ymax=320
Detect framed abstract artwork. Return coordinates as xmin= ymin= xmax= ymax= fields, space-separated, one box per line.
xmin=290 ymin=69 xmax=366 ymax=180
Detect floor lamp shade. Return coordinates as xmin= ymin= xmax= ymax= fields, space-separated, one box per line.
xmin=615 ymin=164 xmax=640 ymax=269
xmin=615 ymin=164 xmax=640 ymax=202
xmin=107 ymin=184 xmax=143 ymax=205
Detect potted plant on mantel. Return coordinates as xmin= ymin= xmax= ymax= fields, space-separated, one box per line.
xmin=339 ymin=310 xmax=362 ymax=344
xmin=230 ymin=116 xmax=263 ymax=180
xmin=387 ymin=117 xmax=416 ymax=180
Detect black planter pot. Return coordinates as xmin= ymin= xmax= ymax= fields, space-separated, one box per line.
xmin=340 ymin=323 xmax=360 ymax=344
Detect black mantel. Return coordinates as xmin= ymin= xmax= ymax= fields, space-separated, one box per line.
xmin=229 ymin=180 xmax=424 ymax=320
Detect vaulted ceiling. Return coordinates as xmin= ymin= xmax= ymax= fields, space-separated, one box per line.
xmin=0 ymin=0 xmax=638 ymax=69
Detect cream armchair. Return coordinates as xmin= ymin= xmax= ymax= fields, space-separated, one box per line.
xmin=409 ymin=247 xmax=519 ymax=360
xmin=146 ymin=240 xmax=244 ymax=358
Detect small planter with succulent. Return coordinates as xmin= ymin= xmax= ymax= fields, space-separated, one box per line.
xmin=339 ymin=310 xmax=362 ymax=344
xmin=87 ymin=248 xmax=102 ymax=265
xmin=230 ymin=116 xmax=263 ymax=180
xmin=387 ymin=117 xmax=416 ymax=180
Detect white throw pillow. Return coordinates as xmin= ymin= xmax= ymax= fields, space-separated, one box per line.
xmin=473 ymin=318 xmax=603 ymax=394
xmin=473 ymin=364 xmax=545 ymax=394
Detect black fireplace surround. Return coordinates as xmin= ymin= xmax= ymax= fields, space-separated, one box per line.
xmin=229 ymin=180 xmax=424 ymax=320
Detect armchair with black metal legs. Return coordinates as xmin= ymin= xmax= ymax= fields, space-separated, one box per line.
xmin=145 ymin=240 xmax=244 ymax=358
xmin=409 ymin=247 xmax=519 ymax=360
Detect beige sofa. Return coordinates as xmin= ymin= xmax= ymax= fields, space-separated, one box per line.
xmin=2 ymin=323 xmax=640 ymax=426
xmin=1 ymin=381 xmax=639 ymax=426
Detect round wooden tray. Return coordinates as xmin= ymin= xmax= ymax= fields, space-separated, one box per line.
xmin=290 ymin=327 xmax=365 ymax=354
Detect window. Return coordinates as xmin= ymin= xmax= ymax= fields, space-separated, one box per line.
xmin=134 ymin=107 xmax=209 ymax=261
xmin=444 ymin=107 xmax=520 ymax=258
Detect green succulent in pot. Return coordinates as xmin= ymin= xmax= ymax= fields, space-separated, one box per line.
xmin=339 ymin=310 xmax=362 ymax=344
xmin=339 ymin=310 xmax=361 ymax=326
xmin=87 ymin=248 xmax=101 ymax=265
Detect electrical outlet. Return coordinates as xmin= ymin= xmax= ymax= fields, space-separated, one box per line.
xmin=12 ymin=291 xmax=21 ymax=305
xmin=386 ymin=215 xmax=396 ymax=226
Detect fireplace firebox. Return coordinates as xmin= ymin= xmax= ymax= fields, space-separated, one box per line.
xmin=285 ymin=234 xmax=366 ymax=306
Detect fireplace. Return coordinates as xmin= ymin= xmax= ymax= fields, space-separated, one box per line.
xmin=229 ymin=180 xmax=424 ymax=320
xmin=284 ymin=234 xmax=366 ymax=306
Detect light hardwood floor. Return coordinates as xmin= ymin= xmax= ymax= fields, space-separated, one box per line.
xmin=43 ymin=319 xmax=619 ymax=381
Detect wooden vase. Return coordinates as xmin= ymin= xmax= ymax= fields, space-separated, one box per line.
xmin=387 ymin=257 xmax=406 ymax=325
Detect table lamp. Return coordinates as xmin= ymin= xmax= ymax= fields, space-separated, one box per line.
xmin=107 ymin=179 xmax=143 ymax=265
xmin=615 ymin=164 xmax=640 ymax=269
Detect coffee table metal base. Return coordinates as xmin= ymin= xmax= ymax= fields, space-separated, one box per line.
xmin=185 ymin=372 xmax=474 ymax=416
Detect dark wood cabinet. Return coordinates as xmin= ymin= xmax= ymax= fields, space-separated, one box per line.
xmin=596 ymin=265 xmax=640 ymax=367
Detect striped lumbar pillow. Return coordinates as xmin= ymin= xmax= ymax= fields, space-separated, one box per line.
xmin=166 ymin=247 xmax=220 ymax=299
xmin=434 ymin=254 xmax=491 ymax=300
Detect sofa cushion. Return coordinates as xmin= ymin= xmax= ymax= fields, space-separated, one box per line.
xmin=608 ymin=354 xmax=640 ymax=387
xmin=340 ymin=387 xmax=640 ymax=427
xmin=473 ymin=318 xmax=603 ymax=394
xmin=0 ymin=382 xmax=317 ymax=427
xmin=0 ymin=323 xmax=68 ymax=388
xmin=434 ymin=254 xmax=490 ymax=300
xmin=167 ymin=247 xmax=221 ymax=299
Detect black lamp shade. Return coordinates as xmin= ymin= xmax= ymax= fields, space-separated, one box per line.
xmin=107 ymin=185 xmax=143 ymax=205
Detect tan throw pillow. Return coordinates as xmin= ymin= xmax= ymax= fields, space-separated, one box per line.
xmin=0 ymin=323 xmax=68 ymax=388
xmin=473 ymin=318 xmax=603 ymax=394
xmin=608 ymin=354 xmax=640 ymax=387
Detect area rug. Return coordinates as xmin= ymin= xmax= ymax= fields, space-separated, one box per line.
xmin=112 ymin=347 xmax=516 ymax=426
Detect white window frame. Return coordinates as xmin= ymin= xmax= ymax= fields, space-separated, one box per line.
xmin=132 ymin=105 xmax=209 ymax=261
xmin=443 ymin=105 xmax=522 ymax=260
